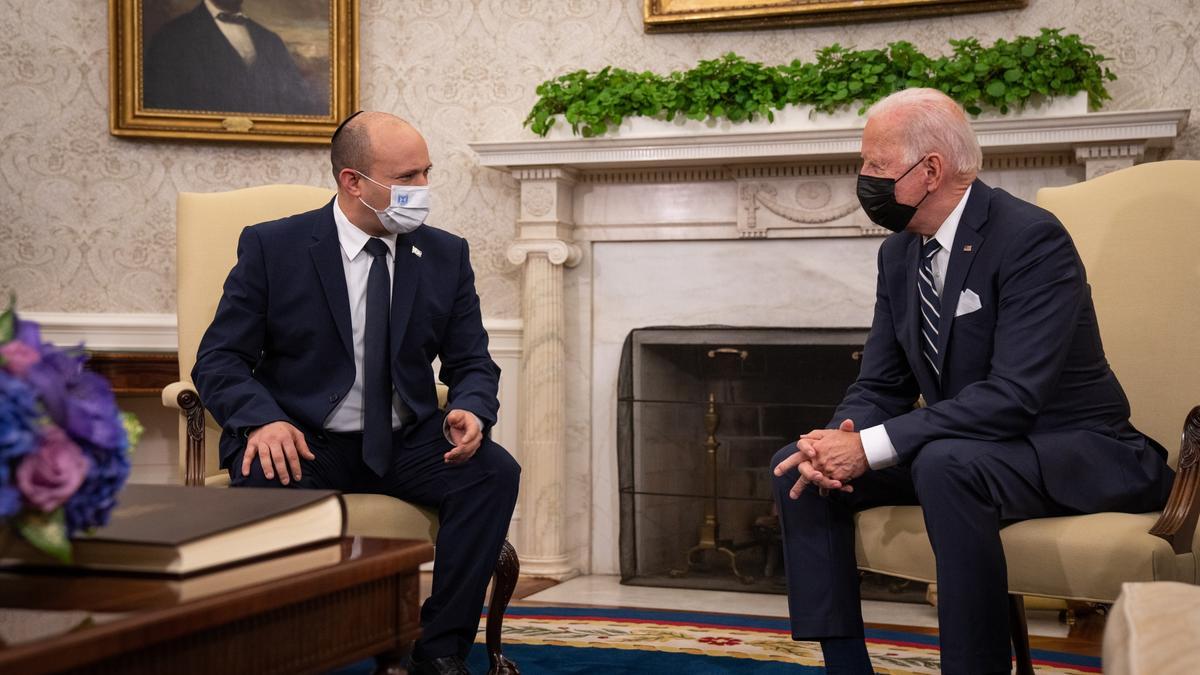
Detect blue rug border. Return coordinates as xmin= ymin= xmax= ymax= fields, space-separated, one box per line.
xmin=493 ymin=604 xmax=1101 ymax=668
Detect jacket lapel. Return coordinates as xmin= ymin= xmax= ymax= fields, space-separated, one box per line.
xmin=309 ymin=202 xmax=354 ymax=360
xmin=933 ymin=180 xmax=989 ymax=377
xmin=389 ymin=228 xmax=423 ymax=365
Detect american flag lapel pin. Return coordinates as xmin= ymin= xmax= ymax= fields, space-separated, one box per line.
xmin=412 ymin=245 xmax=422 ymax=257
xmin=963 ymin=244 xmax=973 ymax=252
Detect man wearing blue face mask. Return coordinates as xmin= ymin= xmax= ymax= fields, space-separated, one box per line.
xmin=768 ymin=89 xmax=1172 ymax=674
xmin=193 ymin=111 xmax=518 ymax=675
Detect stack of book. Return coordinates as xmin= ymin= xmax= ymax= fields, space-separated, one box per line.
xmin=2 ymin=485 xmax=346 ymax=577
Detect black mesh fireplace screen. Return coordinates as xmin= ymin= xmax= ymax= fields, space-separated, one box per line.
xmin=617 ymin=327 xmax=866 ymax=593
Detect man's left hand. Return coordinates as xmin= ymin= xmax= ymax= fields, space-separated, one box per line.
xmin=801 ymin=418 xmax=868 ymax=483
xmin=444 ymin=409 xmax=482 ymax=464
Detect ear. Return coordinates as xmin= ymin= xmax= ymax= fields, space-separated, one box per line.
xmin=923 ymin=153 xmax=946 ymax=191
xmin=337 ymin=168 xmax=362 ymax=195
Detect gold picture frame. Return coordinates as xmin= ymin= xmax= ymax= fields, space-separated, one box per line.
xmin=109 ymin=0 xmax=358 ymax=144
xmin=643 ymin=0 xmax=1028 ymax=33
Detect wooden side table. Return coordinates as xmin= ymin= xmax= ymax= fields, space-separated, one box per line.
xmin=0 ymin=537 xmax=433 ymax=675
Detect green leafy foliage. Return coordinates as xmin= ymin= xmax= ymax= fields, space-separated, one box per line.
xmin=0 ymin=293 xmax=14 ymax=344
xmin=17 ymin=509 xmax=72 ymax=564
xmin=525 ymin=29 xmax=1116 ymax=137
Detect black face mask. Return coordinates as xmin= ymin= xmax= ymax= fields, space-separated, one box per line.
xmin=856 ymin=157 xmax=931 ymax=233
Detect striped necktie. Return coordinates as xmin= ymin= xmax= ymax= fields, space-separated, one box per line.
xmin=918 ymin=238 xmax=942 ymax=378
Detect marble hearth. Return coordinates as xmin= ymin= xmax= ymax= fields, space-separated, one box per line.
xmin=470 ymin=106 xmax=1190 ymax=578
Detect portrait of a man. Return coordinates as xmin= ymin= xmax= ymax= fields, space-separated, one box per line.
xmin=141 ymin=0 xmax=329 ymax=116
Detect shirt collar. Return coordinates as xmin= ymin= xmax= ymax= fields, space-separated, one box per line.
xmin=333 ymin=197 xmax=396 ymax=261
xmin=926 ymin=184 xmax=972 ymax=251
xmin=204 ymin=0 xmax=235 ymax=20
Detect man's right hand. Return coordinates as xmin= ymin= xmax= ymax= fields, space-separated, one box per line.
xmin=774 ymin=437 xmax=855 ymax=499
xmin=243 ymin=421 xmax=315 ymax=485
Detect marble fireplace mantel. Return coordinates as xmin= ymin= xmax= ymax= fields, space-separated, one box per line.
xmin=469 ymin=107 xmax=1189 ymax=578
xmin=473 ymin=108 xmax=1188 ymax=174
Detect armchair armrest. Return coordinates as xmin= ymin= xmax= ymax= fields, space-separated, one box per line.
xmin=162 ymin=380 xmax=196 ymax=410
xmin=161 ymin=380 xmax=208 ymax=486
xmin=1150 ymin=406 xmax=1200 ymax=554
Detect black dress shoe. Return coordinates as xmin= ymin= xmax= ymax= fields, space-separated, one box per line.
xmin=409 ymin=654 xmax=470 ymax=675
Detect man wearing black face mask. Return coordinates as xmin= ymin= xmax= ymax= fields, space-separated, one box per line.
xmin=769 ymin=88 xmax=1172 ymax=674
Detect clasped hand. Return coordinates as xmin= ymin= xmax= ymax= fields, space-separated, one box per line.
xmin=773 ymin=419 xmax=868 ymax=499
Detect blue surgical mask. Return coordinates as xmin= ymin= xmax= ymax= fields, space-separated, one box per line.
xmin=356 ymin=171 xmax=430 ymax=234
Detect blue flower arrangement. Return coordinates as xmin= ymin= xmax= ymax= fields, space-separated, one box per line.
xmin=0 ymin=298 xmax=140 ymax=561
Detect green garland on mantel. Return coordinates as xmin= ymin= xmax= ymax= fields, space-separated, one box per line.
xmin=524 ymin=28 xmax=1116 ymax=138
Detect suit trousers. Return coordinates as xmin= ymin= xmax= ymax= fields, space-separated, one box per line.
xmin=770 ymin=438 xmax=1072 ymax=675
xmin=231 ymin=425 xmax=521 ymax=661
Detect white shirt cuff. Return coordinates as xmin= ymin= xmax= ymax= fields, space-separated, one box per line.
xmin=861 ymin=424 xmax=900 ymax=470
xmin=442 ymin=411 xmax=483 ymax=444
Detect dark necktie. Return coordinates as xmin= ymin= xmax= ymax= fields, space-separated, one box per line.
xmin=215 ymin=11 xmax=249 ymax=25
xmin=362 ymin=238 xmax=392 ymax=476
xmin=918 ymin=238 xmax=942 ymax=378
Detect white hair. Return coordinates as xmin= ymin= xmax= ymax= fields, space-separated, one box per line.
xmin=866 ymin=88 xmax=983 ymax=177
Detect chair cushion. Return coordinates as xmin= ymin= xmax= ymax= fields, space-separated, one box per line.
xmin=342 ymin=493 xmax=439 ymax=541
xmin=855 ymin=506 xmax=1195 ymax=603
xmin=1104 ymin=581 xmax=1200 ymax=675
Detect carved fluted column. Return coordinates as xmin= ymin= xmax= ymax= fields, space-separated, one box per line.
xmin=507 ymin=168 xmax=581 ymax=579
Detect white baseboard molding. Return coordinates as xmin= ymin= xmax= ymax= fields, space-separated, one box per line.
xmin=22 ymin=312 xmax=523 ymax=356
xmin=22 ymin=312 xmax=179 ymax=351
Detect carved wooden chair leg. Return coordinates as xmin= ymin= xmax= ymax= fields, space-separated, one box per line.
xmin=1008 ymin=594 xmax=1034 ymax=675
xmin=486 ymin=539 xmax=520 ymax=675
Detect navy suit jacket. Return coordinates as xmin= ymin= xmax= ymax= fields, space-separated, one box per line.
xmin=193 ymin=200 xmax=501 ymax=470
xmin=832 ymin=180 xmax=1172 ymax=513
xmin=144 ymin=2 xmax=323 ymax=115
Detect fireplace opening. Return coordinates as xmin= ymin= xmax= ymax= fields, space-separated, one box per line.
xmin=617 ymin=327 xmax=868 ymax=593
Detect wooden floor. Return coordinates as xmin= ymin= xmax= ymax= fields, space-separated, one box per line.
xmin=422 ymin=573 xmax=1105 ymax=658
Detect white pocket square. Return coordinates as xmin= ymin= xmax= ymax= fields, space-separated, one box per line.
xmin=956 ymin=289 xmax=983 ymax=317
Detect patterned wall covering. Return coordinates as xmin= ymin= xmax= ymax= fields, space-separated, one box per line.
xmin=1 ymin=0 xmax=1197 ymax=317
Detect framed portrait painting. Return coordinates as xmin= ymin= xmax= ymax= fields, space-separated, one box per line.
xmin=109 ymin=0 xmax=358 ymax=144
xmin=643 ymin=0 xmax=1028 ymax=33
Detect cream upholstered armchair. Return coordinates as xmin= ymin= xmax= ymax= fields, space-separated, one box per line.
xmin=162 ymin=185 xmax=519 ymax=675
xmin=851 ymin=160 xmax=1200 ymax=674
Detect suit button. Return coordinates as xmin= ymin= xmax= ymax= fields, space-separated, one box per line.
xmin=329 ymin=393 xmax=340 ymax=402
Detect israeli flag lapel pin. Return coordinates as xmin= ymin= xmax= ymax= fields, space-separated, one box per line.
xmin=411 ymin=245 xmax=423 ymax=257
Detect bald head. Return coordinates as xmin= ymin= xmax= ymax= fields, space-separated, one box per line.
xmin=332 ymin=111 xmax=432 ymax=236
xmin=330 ymin=111 xmax=422 ymax=181
xmin=866 ymin=88 xmax=982 ymax=178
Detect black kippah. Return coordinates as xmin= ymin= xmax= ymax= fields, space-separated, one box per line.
xmin=331 ymin=110 xmax=364 ymax=142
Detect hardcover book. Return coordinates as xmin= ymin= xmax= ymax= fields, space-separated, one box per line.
xmin=2 ymin=484 xmax=346 ymax=576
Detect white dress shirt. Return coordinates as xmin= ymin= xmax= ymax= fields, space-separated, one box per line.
xmin=205 ymin=0 xmax=257 ymax=65
xmin=860 ymin=185 xmax=973 ymax=470
xmin=325 ymin=200 xmax=477 ymax=444
xmin=325 ymin=199 xmax=405 ymax=432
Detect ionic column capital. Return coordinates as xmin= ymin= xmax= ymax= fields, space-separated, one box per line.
xmin=506 ymin=239 xmax=583 ymax=267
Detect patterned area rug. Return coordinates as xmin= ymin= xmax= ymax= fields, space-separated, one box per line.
xmin=333 ymin=604 xmax=1101 ymax=674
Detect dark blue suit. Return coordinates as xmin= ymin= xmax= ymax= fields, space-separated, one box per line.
xmin=194 ymin=200 xmax=520 ymax=661
xmin=771 ymin=180 xmax=1172 ymax=673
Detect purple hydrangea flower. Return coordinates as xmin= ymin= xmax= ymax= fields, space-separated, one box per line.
xmin=0 ymin=485 xmax=20 ymax=519
xmin=63 ymin=448 xmax=130 ymax=533
xmin=25 ymin=349 xmax=125 ymax=454
xmin=14 ymin=318 xmax=42 ymax=347
xmin=0 ymin=371 xmax=38 ymax=467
